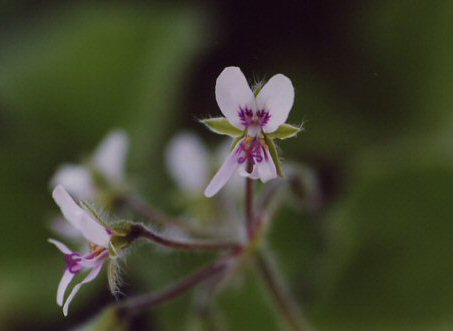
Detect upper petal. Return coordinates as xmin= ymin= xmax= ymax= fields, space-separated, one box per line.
xmin=204 ymin=143 xmax=242 ymax=197
xmin=52 ymin=185 xmax=110 ymax=248
xmin=57 ymin=269 xmax=75 ymax=307
xmin=62 ymin=263 xmax=104 ymax=316
xmin=215 ymin=67 xmax=255 ymax=130
xmin=166 ymin=132 xmax=210 ymax=194
xmin=256 ymin=74 xmax=294 ymax=133
xmin=92 ymin=130 xmax=129 ymax=183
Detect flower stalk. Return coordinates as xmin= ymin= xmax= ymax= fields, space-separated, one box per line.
xmin=245 ymin=166 xmax=255 ymax=240
xmin=119 ymin=193 xmax=221 ymax=238
xmin=133 ymin=223 xmax=243 ymax=252
xmin=254 ymin=249 xmax=310 ymax=331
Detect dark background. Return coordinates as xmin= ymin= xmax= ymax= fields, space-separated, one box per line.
xmin=0 ymin=1 xmax=452 ymax=330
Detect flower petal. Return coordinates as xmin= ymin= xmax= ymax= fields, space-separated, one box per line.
xmin=204 ymin=144 xmax=242 ymax=197
xmin=166 ymin=132 xmax=210 ymax=194
xmin=50 ymin=165 xmax=95 ymax=200
xmin=255 ymin=150 xmax=278 ymax=182
xmin=57 ymin=269 xmax=75 ymax=307
xmin=237 ymin=162 xmax=259 ymax=180
xmin=52 ymin=185 xmax=110 ymax=247
xmin=48 ymin=238 xmax=73 ymax=255
xmin=79 ymin=250 xmax=109 ymax=268
xmin=92 ymin=130 xmax=129 ymax=183
xmin=256 ymin=74 xmax=294 ymax=133
xmin=215 ymin=67 xmax=255 ymax=129
xmin=216 ymin=141 xmax=245 ymax=197
xmin=62 ymin=263 xmax=104 ymax=316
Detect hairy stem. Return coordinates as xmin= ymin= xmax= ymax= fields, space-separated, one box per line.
xmin=134 ymin=224 xmax=242 ymax=252
xmin=117 ymin=254 xmax=236 ymax=318
xmin=119 ymin=194 xmax=213 ymax=237
xmin=254 ymin=249 xmax=310 ymax=331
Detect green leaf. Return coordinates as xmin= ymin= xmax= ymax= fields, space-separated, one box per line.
xmin=263 ymin=135 xmax=283 ymax=176
xmin=201 ymin=117 xmax=243 ymax=136
xmin=267 ymin=123 xmax=302 ymax=140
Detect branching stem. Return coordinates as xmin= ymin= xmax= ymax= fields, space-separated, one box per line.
xmin=117 ymin=254 xmax=236 ymax=318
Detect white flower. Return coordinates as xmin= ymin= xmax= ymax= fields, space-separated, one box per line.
xmin=165 ymin=132 xmax=243 ymax=197
xmin=50 ymin=130 xmax=129 ymax=200
xmin=49 ymin=185 xmax=113 ymax=316
xmin=204 ymin=67 xmax=296 ymax=197
xmin=165 ymin=132 xmax=210 ymax=194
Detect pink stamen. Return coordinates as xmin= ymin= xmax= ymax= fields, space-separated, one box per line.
xmin=237 ymin=139 xmax=267 ymax=165
xmin=65 ymin=253 xmax=82 ymax=274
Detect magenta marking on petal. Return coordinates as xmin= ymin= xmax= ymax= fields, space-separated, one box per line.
xmin=256 ymin=110 xmax=271 ymax=127
xmin=238 ymin=107 xmax=254 ymax=128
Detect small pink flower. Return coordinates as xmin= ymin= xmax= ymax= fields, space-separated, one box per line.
xmin=49 ymin=185 xmax=113 ymax=316
xmin=204 ymin=67 xmax=296 ymax=197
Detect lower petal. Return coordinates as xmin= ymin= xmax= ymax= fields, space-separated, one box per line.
xmin=238 ymin=162 xmax=259 ymax=180
xmin=255 ymin=150 xmax=278 ymax=182
xmin=57 ymin=269 xmax=75 ymax=306
xmin=48 ymin=238 xmax=73 ymax=255
xmin=62 ymin=263 xmax=104 ymax=316
xmin=204 ymin=145 xmax=241 ymax=197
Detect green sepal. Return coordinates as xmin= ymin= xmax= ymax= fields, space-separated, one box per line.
xmin=80 ymin=200 xmax=109 ymax=227
xmin=110 ymin=221 xmax=134 ymax=236
xmin=107 ymin=259 xmax=121 ymax=297
xmin=200 ymin=117 xmax=243 ymax=137
xmin=263 ymin=135 xmax=283 ymax=176
xmin=267 ymin=123 xmax=302 ymax=140
xmin=109 ymin=221 xmax=139 ymax=256
xmin=231 ymin=134 xmax=246 ymax=151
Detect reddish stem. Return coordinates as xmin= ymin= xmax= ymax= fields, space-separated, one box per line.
xmin=117 ymin=254 xmax=237 ymax=318
xmin=245 ymin=161 xmax=255 ymax=240
xmin=134 ymin=224 xmax=242 ymax=252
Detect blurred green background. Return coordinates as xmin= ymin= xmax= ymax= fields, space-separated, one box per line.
xmin=1 ymin=1 xmax=452 ymax=330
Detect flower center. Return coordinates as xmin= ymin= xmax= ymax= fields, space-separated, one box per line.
xmin=236 ymin=137 xmax=269 ymax=165
xmin=64 ymin=245 xmax=107 ymax=274
xmin=238 ymin=107 xmax=271 ymax=131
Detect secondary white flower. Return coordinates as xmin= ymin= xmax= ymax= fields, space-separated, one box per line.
xmin=166 ymin=132 xmax=243 ymax=197
xmin=166 ymin=132 xmax=210 ymax=194
xmin=203 ymin=67 xmax=299 ymax=197
xmin=49 ymin=185 xmax=113 ymax=316
xmin=50 ymin=130 xmax=129 ymax=200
